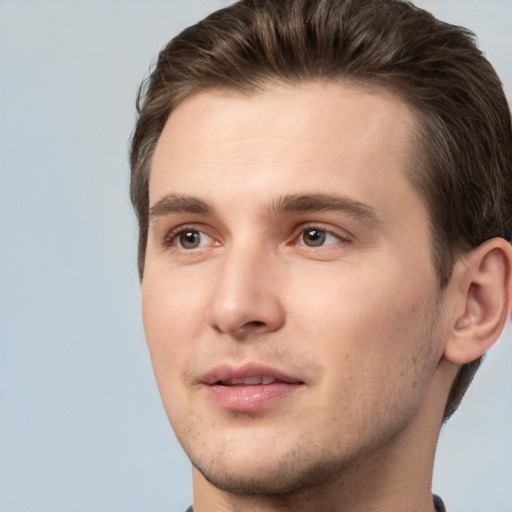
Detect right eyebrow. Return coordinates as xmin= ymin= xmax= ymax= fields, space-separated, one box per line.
xmin=149 ymin=193 xmax=213 ymax=222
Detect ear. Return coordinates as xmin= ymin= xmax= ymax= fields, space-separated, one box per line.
xmin=443 ymin=238 xmax=512 ymax=365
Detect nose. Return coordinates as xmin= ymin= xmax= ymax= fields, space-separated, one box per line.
xmin=207 ymin=243 xmax=286 ymax=339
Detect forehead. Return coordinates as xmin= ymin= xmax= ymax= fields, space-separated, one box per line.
xmin=149 ymin=81 xmax=420 ymax=214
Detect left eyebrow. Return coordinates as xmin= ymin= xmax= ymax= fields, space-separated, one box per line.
xmin=269 ymin=193 xmax=381 ymax=226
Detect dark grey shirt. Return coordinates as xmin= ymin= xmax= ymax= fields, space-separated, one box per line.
xmin=185 ymin=495 xmax=447 ymax=511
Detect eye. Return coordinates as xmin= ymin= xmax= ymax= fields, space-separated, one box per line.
xmin=298 ymin=228 xmax=343 ymax=247
xmin=168 ymin=228 xmax=216 ymax=250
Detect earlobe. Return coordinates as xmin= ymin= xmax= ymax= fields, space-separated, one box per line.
xmin=444 ymin=238 xmax=512 ymax=365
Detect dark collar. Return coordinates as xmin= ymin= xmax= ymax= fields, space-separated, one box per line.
xmin=186 ymin=495 xmax=447 ymax=512
xmin=434 ymin=494 xmax=447 ymax=512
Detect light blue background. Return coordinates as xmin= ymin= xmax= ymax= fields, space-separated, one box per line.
xmin=0 ymin=1 xmax=510 ymax=511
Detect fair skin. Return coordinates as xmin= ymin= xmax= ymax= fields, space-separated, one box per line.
xmin=142 ymin=82 xmax=512 ymax=512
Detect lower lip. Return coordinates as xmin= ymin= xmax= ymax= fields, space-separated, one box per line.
xmin=205 ymin=382 xmax=303 ymax=411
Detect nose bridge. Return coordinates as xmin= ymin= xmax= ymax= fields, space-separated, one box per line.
xmin=208 ymin=235 xmax=284 ymax=336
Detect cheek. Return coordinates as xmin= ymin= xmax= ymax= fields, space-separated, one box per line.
xmin=142 ymin=268 xmax=207 ymax=342
xmin=293 ymin=263 xmax=440 ymax=384
xmin=141 ymin=280 xmax=206 ymax=433
xmin=309 ymin=285 xmax=440 ymax=444
xmin=141 ymin=275 xmax=204 ymax=395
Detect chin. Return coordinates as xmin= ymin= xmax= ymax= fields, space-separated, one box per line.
xmin=190 ymin=445 xmax=349 ymax=496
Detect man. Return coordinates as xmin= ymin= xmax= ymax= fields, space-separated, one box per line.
xmin=130 ymin=1 xmax=512 ymax=511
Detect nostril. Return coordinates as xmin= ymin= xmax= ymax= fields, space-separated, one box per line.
xmin=248 ymin=320 xmax=266 ymax=327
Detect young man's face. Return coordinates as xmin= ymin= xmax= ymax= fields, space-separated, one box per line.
xmin=143 ymin=82 xmax=447 ymax=494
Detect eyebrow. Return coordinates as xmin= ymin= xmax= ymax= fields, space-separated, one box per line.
xmin=270 ymin=193 xmax=380 ymax=225
xmin=150 ymin=193 xmax=213 ymax=220
xmin=149 ymin=192 xmax=379 ymax=226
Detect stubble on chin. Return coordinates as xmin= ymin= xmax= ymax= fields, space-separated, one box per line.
xmin=192 ymin=439 xmax=354 ymax=497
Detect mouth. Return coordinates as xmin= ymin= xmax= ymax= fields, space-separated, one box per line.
xmin=215 ymin=375 xmax=292 ymax=386
xmin=201 ymin=364 xmax=304 ymax=411
xmin=201 ymin=363 xmax=303 ymax=386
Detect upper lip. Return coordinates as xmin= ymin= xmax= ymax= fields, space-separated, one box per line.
xmin=200 ymin=363 xmax=304 ymax=386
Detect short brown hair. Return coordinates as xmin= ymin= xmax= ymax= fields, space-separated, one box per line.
xmin=130 ymin=0 xmax=512 ymax=420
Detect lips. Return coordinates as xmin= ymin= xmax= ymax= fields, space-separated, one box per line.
xmin=201 ymin=364 xmax=304 ymax=411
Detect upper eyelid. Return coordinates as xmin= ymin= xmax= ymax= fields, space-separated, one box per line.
xmin=299 ymin=227 xmax=344 ymax=239
xmin=169 ymin=224 xmax=210 ymax=235
xmin=293 ymin=222 xmax=353 ymax=241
